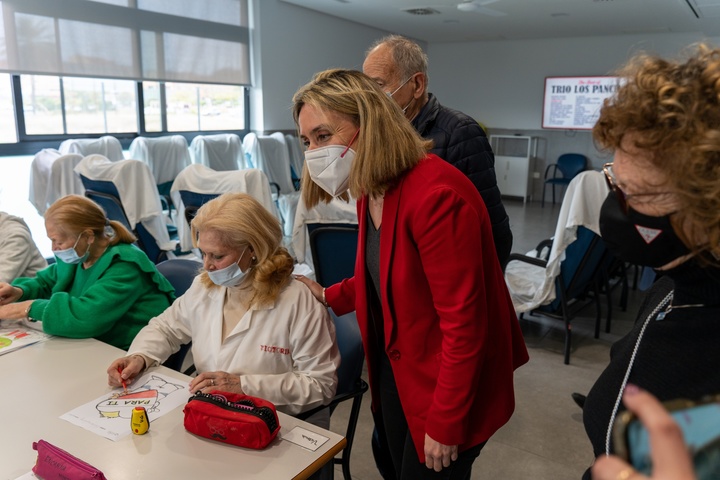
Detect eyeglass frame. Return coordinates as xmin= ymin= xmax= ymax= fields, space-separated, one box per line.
xmin=602 ymin=162 xmax=674 ymax=213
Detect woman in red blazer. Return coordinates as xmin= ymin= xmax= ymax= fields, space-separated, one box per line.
xmin=294 ymin=69 xmax=528 ymax=480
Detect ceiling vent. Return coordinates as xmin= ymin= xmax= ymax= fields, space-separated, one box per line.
xmin=685 ymin=0 xmax=720 ymax=17
xmin=403 ymin=7 xmax=441 ymax=15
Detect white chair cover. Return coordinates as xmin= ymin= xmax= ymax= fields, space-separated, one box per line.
xmin=59 ymin=136 xmax=124 ymax=161
xmin=46 ymin=154 xmax=85 ymax=208
xmin=284 ymin=134 xmax=305 ymax=181
xmin=242 ymin=132 xmax=258 ymax=169
xmin=29 ymin=148 xmax=62 ymax=215
xmin=190 ymin=133 xmax=245 ymax=171
xmin=170 ymin=164 xmax=277 ymax=251
xmin=292 ymin=196 xmax=358 ymax=271
xmin=243 ymin=132 xmax=300 ymax=237
xmin=504 ymin=170 xmax=610 ymax=312
xmin=74 ymin=155 xmax=175 ymax=251
xmin=128 ymin=135 xmax=191 ymax=185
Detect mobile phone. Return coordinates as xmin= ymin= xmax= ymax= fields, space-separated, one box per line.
xmin=613 ymin=395 xmax=720 ymax=479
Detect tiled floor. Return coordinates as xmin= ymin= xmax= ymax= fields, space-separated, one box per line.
xmin=328 ymin=198 xmax=645 ymax=480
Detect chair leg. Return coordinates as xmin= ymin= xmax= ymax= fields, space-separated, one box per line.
xmin=541 ymin=183 xmax=546 ymax=208
xmin=552 ymin=184 xmax=556 ymax=205
xmin=564 ymin=319 xmax=571 ymax=365
xmin=340 ymin=394 xmax=365 ymax=480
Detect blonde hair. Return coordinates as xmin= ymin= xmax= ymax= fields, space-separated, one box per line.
xmin=292 ymin=68 xmax=431 ymax=208
xmin=44 ymin=194 xmax=136 ymax=246
xmin=191 ymin=193 xmax=293 ymax=306
xmin=594 ymin=43 xmax=720 ymax=262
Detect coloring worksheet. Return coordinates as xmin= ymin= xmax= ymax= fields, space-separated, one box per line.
xmin=0 ymin=324 xmax=52 ymax=356
xmin=61 ymin=372 xmax=191 ymax=441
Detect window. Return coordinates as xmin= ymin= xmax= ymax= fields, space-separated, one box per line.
xmin=64 ymin=77 xmax=138 ymax=134
xmin=165 ymin=83 xmax=245 ymax=132
xmin=20 ymin=75 xmax=63 ymax=135
xmin=0 ymin=74 xmax=18 ymax=144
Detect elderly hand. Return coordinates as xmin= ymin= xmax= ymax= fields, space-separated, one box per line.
xmin=107 ymin=355 xmax=146 ymax=389
xmin=591 ymin=385 xmax=696 ymax=480
xmin=0 ymin=283 xmax=22 ymax=305
xmin=424 ymin=433 xmax=458 ymax=472
xmin=293 ymin=275 xmax=326 ymax=306
xmin=189 ymin=371 xmax=244 ymax=394
xmin=0 ymin=300 xmax=33 ymax=321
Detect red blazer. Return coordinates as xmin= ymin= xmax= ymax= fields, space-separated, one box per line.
xmin=326 ymin=154 xmax=528 ymax=460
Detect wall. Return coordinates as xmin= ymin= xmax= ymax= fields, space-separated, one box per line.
xmin=253 ymin=0 xmax=396 ymax=132
xmin=426 ymin=33 xmax=720 ymax=200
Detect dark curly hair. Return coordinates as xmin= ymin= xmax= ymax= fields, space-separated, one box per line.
xmin=593 ymin=43 xmax=720 ymax=262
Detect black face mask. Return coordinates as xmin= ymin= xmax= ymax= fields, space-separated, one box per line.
xmin=599 ymin=192 xmax=690 ymax=268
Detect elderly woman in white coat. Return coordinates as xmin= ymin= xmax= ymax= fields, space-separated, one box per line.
xmin=107 ymin=193 xmax=340 ymax=419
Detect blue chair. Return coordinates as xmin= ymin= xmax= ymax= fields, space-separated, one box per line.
xmin=300 ymin=223 xmax=367 ymax=480
xmin=308 ymin=225 xmax=359 ymax=287
xmin=79 ymin=175 xmax=169 ymax=264
xmin=155 ymin=258 xmax=202 ymax=375
xmin=506 ymin=226 xmax=609 ymax=364
xmin=542 ymin=153 xmax=587 ymax=207
xmin=178 ymin=190 xmax=220 ymax=226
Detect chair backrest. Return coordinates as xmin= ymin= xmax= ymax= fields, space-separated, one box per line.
xmin=170 ymin=164 xmax=277 ymax=251
xmin=545 ymin=226 xmax=607 ymax=311
xmin=178 ymin=190 xmax=220 ymax=226
xmin=156 ymin=259 xmax=201 ymax=297
xmin=557 ymin=153 xmax=587 ymax=179
xmin=29 ymin=148 xmax=62 ymax=215
xmin=47 ymin=154 xmax=85 ymax=205
xmin=284 ymin=134 xmax=304 ymax=187
xmin=309 ymin=225 xmax=359 ymax=287
xmin=331 ymin=310 xmax=365 ymax=396
xmin=129 ymin=135 xmax=192 ymax=190
xmin=190 ymin=134 xmax=244 ymax=171
xmin=249 ymin=133 xmax=295 ymax=194
xmin=59 ymin=136 xmax=124 ymax=161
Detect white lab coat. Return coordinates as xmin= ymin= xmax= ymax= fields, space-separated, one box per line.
xmin=128 ymin=278 xmax=340 ymax=415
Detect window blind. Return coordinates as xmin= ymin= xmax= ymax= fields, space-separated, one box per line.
xmin=0 ymin=0 xmax=250 ymax=85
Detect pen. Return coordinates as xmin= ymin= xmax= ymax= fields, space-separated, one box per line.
xmin=117 ymin=366 xmax=128 ymax=394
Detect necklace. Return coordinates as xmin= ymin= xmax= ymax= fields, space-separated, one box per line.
xmin=656 ymin=301 xmax=705 ymax=320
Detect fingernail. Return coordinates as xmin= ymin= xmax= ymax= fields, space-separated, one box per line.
xmin=624 ymin=384 xmax=641 ymax=395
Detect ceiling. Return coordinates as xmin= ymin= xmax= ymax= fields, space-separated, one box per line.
xmin=279 ymin=0 xmax=720 ymax=43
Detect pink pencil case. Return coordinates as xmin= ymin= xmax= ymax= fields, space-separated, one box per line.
xmin=32 ymin=439 xmax=107 ymax=480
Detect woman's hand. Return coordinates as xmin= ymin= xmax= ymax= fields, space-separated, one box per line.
xmin=591 ymin=385 xmax=696 ymax=480
xmin=294 ymin=275 xmax=325 ymax=305
xmin=107 ymin=355 xmax=146 ymax=388
xmin=0 ymin=283 xmax=22 ymax=305
xmin=424 ymin=433 xmax=458 ymax=472
xmin=189 ymin=371 xmax=244 ymax=394
xmin=0 ymin=300 xmax=33 ymax=321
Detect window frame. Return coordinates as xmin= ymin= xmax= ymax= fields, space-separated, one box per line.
xmin=0 ymin=74 xmax=250 ymax=156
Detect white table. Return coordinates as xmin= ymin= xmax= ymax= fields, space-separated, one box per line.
xmin=0 ymin=337 xmax=346 ymax=479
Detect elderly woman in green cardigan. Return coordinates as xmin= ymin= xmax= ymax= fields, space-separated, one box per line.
xmin=0 ymin=195 xmax=175 ymax=350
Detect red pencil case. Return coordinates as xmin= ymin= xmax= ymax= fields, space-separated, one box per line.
xmin=32 ymin=439 xmax=107 ymax=480
xmin=183 ymin=390 xmax=280 ymax=449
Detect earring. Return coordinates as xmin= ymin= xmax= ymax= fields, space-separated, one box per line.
xmin=252 ymin=256 xmax=256 ymax=261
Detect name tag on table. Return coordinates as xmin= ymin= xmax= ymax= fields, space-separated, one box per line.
xmin=282 ymin=426 xmax=329 ymax=451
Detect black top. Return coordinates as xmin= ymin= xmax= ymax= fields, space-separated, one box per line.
xmin=582 ymin=260 xmax=720 ymax=478
xmin=412 ymin=93 xmax=513 ymax=267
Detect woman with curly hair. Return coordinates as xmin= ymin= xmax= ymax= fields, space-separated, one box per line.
xmin=107 ymin=193 xmax=340 ymax=420
xmin=582 ymin=43 xmax=720 ymax=478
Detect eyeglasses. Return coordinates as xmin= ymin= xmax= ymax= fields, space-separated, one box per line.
xmin=602 ymin=162 xmax=673 ymax=213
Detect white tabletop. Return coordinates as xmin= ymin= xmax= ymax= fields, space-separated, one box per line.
xmin=0 ymin=337 xmax=345 ymax=480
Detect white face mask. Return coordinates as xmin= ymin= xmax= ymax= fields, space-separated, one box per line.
xmin=54 ymin=233 xmax=90 ymax=265
xmin=387 ymin=76 xmax=414 ymax=115
xmin=207 ymin=247 xmax=249 ymax=287
xmin=304 ymin=134 xmax=357 ymax=197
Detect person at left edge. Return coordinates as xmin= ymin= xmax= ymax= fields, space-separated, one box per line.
xmin=293 ymin=69 xmax=528 ymax=479
xmin=0 ymin=194 xmax=175 ymax=350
